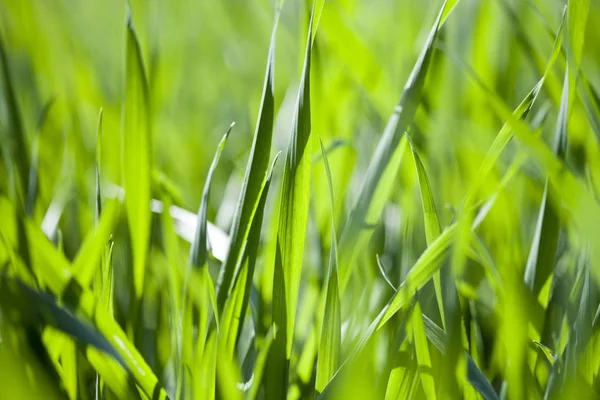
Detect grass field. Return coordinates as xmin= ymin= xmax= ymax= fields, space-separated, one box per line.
xmin=0 ymin=0 xmax=599 ymax=398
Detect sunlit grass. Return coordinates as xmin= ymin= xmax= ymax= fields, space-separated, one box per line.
xmin=0 ymin=0 xmax=599 ymax=399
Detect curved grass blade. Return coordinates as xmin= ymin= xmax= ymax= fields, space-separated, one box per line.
xmin=216 ymin=9 xmax=280 ymax=311
xmin=316 ymin=137 xmax=341 ymax=393
xmin=122 ymin=10 xmax=152 ymax=302
xmin=376 ymin=254 xmax=397 ymax=292
xmin=337 ymin=0 xmax=456 ymax=293
xmin=407 ymin=134 xmax=445 ymax=329
xmin=186 ymin=123 xmax=234 ymax=349
xmin=267 ymin=4 xmax=316 ymax=398
xmin=189 ymin=123 xmax=233 ymax=270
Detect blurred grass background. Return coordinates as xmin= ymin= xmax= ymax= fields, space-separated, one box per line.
xmin=1 ymin=0 xmax=600 ymax=399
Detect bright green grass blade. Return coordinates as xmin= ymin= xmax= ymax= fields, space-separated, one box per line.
xmin=159 ymin=192 xmax=184 ymax=400
xmin=122 ymin=10 xmax=152 ymax=301
xmin=407 ymin=134 xmax=445 ymax=329
xmin=316 ymin=137 xmax=341 ymax=393
xmin=189 ymin=123 xmax=233 ymax=270
xmin=216 ymin=9 xmax=279 ymax=311
xmin=337 ymin=0 xmax=456 ymax=293
xmin=379 ymin=224 xmax=457 ymax=329
xmin=196 ymin=329 xmax=218 ymax=400
xmin=0 ymin=31 xmax=29 ymax=198
xmin=384 ymin=361 xmax=419 ymax=400
xmin=412 ymin=301 xmax=436 ymax=400
xmin=266 ymin=4 xmax=317 ymax=399
xmin=220 ymin=154 xmax=279 ymax=356
xmin=566 ymin=0 xmax=589 ymax=71
xmin=186 ymin=124 xmax=233 ymax=360
xmin=248 ymin=326 xmax=277 ymax=400
xmin=524 ymin=66 xmax=569 ymax=297
xmin=72 ymin=200 xmax=121 ymax=287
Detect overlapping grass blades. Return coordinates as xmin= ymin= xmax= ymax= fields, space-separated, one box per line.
xmin=266 ymin=4 xmax=317 ymax=397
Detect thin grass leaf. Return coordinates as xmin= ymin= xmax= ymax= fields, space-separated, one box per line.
xmin=0 ymin=31 xmax=29 ymax=198
xmin=384 ymin=362 xmax=420 ymax=400
xmin=376 ymin=254 xmax=398 ymax=292
xmin=95 ymin=108 xmax=103 ymax=223
xmin=337 ymin=0 xmax=456 ymax=293
xmin=220 ymin=153 xmax=279 ymax=356
xmin=412 ymin=301 xmax=436 ymax=400
xmin=524 ymin=64 xmax=570 ymax=297
xmin=189 ymin=123 xmax=233 ymax=269
xmin=266 ymin=4 xmax=317 ymax=399
xmin=122 ymin=9 xmax=152 ymax=302
xmin=216 ymin=9 xmax=280 ymax=311
xmin=315 ymin=137 xmax=341 ymax=393
xmin=248 ymin=326 xmax=277 ymax=400
xmin=186 ymin=124 xmax=233 ymax=358
xmin=407 ymin=134 xmax=445 ymax=329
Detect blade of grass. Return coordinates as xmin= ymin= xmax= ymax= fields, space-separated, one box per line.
xmin=524 ymin=65 xmax=569 ymax=297
xmin=0 ymin=30 xmax=30 ymax=199
xmin=248 ymin=325 xmax=277 ymax=400
xmin=266 ymin=3 xmax=317 ymax=398
xmin=412 ymin=301 xmax=436 ymax=400
xmin=122 ymin=8 xmax=152 ymax=304
xmin=186 ymin=123 xmax=234 ymax=354
xmin=216 ymin=8 xmax=280 ymax=311
xmin=407 ymin=134 xmax=445 ymax=329
xmin=315 ymin=137 xmax=341 ymax=393
xmin=337 ymin=0 xmax=457 ymax=293
xmin=220 ymin=153 xmax=279 ymax=356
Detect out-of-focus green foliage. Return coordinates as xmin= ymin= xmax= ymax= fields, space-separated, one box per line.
xmin=0 ymin=0 xmax=600 ymax=398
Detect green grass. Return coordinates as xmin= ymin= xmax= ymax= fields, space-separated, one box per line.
xmin=0 ymin=0 xmax=600 ymax=399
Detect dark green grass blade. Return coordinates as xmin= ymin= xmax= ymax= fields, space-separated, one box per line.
xmin=316 ymin=137 xmax=341 ymax=393
xmin=25 ymin=99 xmax=53 ymax=218
xmin=215 ymin=10 xmax=279 ymax=311
xmin=189 ymin=123 xmax=233 ymax=269
xmin=0 ymin=31 xmax=30 ymax=198
xmin=524 ymin=66 xmax=569 ymax=296
xmin=0 ymin=276 xmax=125 ymax=367
xmin=95 ymin=108 xmax=103 ymax=223
xmin=122 ymin=10 xmax=152 ymax=301
xmin=267 ymin=4 xmax=317 ymax=399
xmin=248 ymin=326 xmax=277 ymax=400
xmin=421 ymin=315 xmax=498 ymax=400
xmin=337 ymin=0 xmax=456 ymax=293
